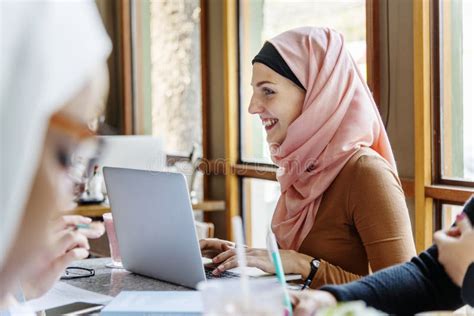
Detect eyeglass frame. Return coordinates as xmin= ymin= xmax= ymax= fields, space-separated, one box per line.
xmin=60 ymin=266 xmax=95 ymax=280
xmin=48 ymin=112 xmax=105 ymax=183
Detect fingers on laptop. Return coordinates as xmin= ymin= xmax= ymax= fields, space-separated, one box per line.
xmin=211 ymin=254 xmax=263 ymax=275
xmin=199 ymin=238 xmax=233 ymax=259
xmin=211 ymin=248 xmax=252 ymax=275
xmin=212 ymin=258 xmax=238 ymax=275
xmin=212 ymin=248 xmax=237 ymax=264
xmin=200 ymin=238 xmax=234 ymax=251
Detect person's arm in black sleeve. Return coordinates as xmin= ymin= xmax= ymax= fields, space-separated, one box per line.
xmin=321 ymin=246 xmax=462 ymax=314
xmin=320 ymin=197 xmax=474 ymax=315
xmin=462 ymin=263 xmax=474 ymax=306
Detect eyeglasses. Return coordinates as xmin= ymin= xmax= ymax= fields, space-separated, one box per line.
xmin=60 ymin=267 xmax=95 ymax=280
xmin=49 ymin=112 xmax=105 ymax=182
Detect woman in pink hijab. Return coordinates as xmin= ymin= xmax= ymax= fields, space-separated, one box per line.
xmin=201 ymin=27 xmax=416 ymax=288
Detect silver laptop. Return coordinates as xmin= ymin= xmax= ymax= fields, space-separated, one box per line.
xmin=103 ymin=167 xmax=238 ymax=289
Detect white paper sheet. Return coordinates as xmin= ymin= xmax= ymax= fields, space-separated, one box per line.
xmin=101 ymin=291 xmax=202 ymax=314
xmin=22 ymin=282 xmax=112 ymax=312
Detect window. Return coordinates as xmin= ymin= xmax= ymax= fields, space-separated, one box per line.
xmin=237 ymin=0 xmax=370 ymax=246
xmin=129 ymin=0 xmax=205 ymax=201
xmin=426 ymin=0 xmax=474 ymax=236
xmin=437 ymin=0 xmax=474 ymax=182
xmin=99 ymin=0 xmax=204 ymax=157
xmin=243 ymin=178 xmax=279 ymax=247
xmin=133 ymin=0 xmax=203 ymax=156
xmin=440 ymin=204 xmax=463 ymax=230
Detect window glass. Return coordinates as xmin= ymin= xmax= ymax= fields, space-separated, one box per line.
xmin=242 ymin=178 xmax=280 ymax=247
xmin=132 ymin=0 xmax=204 ymax=201
xmin=439 ymin=0 xmax=474 ymax=181
xmin=150 ymin=0 xmax=202 ymax=156
xmin=441 ymin=204 xmax=463 ymax=229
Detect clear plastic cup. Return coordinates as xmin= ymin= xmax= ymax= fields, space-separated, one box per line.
xmin=198 ymin=278 xmax=286 ymax=316
xmin=102 ymin=212 xmax=122 ymax=268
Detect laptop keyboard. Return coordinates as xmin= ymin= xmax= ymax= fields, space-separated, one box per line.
xmin=205 ymin=268 xmax=241 ymax=280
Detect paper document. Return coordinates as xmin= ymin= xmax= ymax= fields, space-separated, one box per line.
xmin=23 ymin=282 xmax=112 ymax=312
xmin=101 ymin=291 xmax=202 ymax=315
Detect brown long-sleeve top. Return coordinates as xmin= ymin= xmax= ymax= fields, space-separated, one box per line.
xmin=298 ymin=147 xmax=416 ymax=288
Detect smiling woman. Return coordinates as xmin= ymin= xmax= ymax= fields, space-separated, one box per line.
xmin=237 ymin=0 xmax=370 ymax=249
xmin=201 ymin=27 xmax=416 ymax=289
xmin=239 ymin=0 xmax=367 ymax=165
xmin=248 ymin=62 xmax=305 ymax=146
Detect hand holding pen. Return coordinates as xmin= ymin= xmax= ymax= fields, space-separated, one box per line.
xmin=54 ymin=215 xmax=105 ymax=239
xmin=20 ymin=215 xmax=104 ymax=300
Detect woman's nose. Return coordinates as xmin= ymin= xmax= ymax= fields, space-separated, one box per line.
xmin=248 ymin=96 xmax=264 ymax=115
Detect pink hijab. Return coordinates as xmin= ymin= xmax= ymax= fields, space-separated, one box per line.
xmin=268 ymin=27 xmax=396 ymax=250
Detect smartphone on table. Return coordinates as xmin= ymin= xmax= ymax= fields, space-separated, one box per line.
xmin=44 ymin=302 xmax=104 ymax=315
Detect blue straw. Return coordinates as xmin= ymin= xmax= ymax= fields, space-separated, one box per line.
xmin=267 ymin=230 xmax=293 ymax=316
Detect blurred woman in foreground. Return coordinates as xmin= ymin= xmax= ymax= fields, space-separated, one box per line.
xmin=0 ymin=0 xmax=111 ymax=308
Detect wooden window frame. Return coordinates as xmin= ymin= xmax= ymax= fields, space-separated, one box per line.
xmin=430 ymin=0 xmax=474 ymax=230
xmin=118 ymin=0 xmax=209 ymax=138
xmin=432 ymin=0 xmax=474 ymax=188
xmin=366 ymin=0 xmax=381 ymax=107
xmin=96 ymin=0 xmax=134 ymax=135
xmin=117 ymin=0 xmax=217 ymax=216
xmin=414 ymin=0 xmax=474 ymax=252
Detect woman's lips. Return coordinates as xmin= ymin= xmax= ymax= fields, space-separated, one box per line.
xmin=262 ymin=118 xmax=278 ymax=131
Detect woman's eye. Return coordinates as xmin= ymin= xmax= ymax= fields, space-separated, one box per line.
xmin=262 ymin=87 xmax=274 ymax=96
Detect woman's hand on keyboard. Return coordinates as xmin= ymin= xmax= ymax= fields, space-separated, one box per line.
xmin=200 ymin=238 xmax=235 ymax=259
xmin=210 ymin=247 xmax=313 ymax=278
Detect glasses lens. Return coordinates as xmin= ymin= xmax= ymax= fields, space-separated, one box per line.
xmin=67 ymin=268 xmax=87 ymax=276
xmin=69 ymin=137 xmax=104 ymax=180
xmin=64 ymin=267 xmax=94 ymax=279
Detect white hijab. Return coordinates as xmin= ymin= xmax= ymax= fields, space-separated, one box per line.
xmin=0 ymin=1 xmax=111 ymax=268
